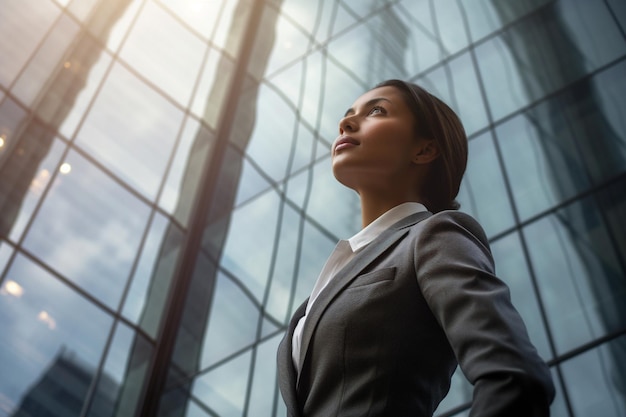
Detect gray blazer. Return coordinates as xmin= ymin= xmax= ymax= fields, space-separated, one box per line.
xmin=277 ymin=210 xmax=555 ymax=416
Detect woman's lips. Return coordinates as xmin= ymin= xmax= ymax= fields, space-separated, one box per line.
xmin=334 ymin=136 xmax=359 ymax=153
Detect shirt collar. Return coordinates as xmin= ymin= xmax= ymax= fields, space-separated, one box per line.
xmin=348 ymin=202 xmax=427 ymax=252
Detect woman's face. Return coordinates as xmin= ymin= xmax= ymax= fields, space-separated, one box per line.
xmin=332 ymin=85 xmax=426 ymax=193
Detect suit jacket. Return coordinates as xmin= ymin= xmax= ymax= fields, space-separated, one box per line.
xmin=277 ymin=210 xmax=555 ymax=417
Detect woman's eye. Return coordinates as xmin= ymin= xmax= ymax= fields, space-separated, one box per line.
xmin=369 ymin=106 xmax=385 ymax=115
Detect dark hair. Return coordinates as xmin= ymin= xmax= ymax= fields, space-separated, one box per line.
xmin=375 ymin=79 xmax=468 ymax=213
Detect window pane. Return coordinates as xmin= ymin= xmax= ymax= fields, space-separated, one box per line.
xmin=0 ymin=0 xmax=60 ymax=87
xmin=596 ymin=177 xmax=626 ymax=265
xmin=457 ymin=132 xmax=515 ymax=237
xmin=307 ymin=157 xmax=360 ymax=238
xmin=477 ymin=0 xmax=626 ymax=121
xmin=5 ymin=137 xmax=66 ymax=243
xmin=491 ymin=232 xmax=551 ymax=359
xmin=75 ymin=62 xmax=185 ymax=200
xmin=193 ymin=351 xmax=251 ymax=417
xmin=256 ymin=7 xmax=311 ymax=79
xmin=496 ymin=110 xmax=590 ymax=221
xmin=247 ymin=333 xmax=284 ymax=416
xmin=121 ymin=211 xmax=180 ymax=338
xmin=158 ymin=117 xmax=216 ymax=226
xmin=11 ymin=13 xmax=80 ymax=108
xmin=419 ymin=52 xmax=489 ymax=136
xmin=84 ymin=321 xmax=154 ymax=417
xmin=561 ymin=336 xmax=626 ymax=417
xmin=265 ymin=203 xmax=301 ymax=321
xmin=220 ymin=189 xmax=281 ymax=301
xmin=159 ymin=0 xmax=223 ymax=39
xmin=23 ymin=149 xmax=151 ymax=309
xmin=244 ymin=85 xmax=297 ymax=182
xmin=523 ymin=196 xmax=626 ymax=354
xmin=0 ymin=253 xmax=114 ymax=415
xmin=200 ymin=272 xmax=259 ymax=368
xmin=119 ymin=0 xmax=206 ymax=107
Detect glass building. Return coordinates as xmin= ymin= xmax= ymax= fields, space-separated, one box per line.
xmin=1 ymin=0 xmax=625 ymax=416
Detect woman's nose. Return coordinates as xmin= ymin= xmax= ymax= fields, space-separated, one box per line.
xmin=339 ymin=116 xmax=357 ymax=134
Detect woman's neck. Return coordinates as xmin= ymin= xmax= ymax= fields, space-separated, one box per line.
xmin=358 ymin=190 xmax=422 ymax=228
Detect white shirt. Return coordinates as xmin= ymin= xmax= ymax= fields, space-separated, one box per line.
xmin=291 ymin=202 xmax=428 ymax=370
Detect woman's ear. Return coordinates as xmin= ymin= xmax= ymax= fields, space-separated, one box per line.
xmin=412 ymin=140 xmax=440 ymax=165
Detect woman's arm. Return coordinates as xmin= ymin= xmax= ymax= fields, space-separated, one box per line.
xmin=415 ymin=211 xmax=555 ymax=416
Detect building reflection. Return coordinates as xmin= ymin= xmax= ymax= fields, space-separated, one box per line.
xmin=491 ymin=1 xmax=626 ymax=410
xmin=11 ymin=348 xmax=118 ymax=417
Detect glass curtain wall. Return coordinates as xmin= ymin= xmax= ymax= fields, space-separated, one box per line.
xmin=0 ymin=0 xmax=625 ymax=416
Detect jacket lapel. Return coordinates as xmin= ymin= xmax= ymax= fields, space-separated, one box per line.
xmin=277 ymin=299 xmax=308 ymax=417
xmin=296 ymin=211 xmax=432 ymax=384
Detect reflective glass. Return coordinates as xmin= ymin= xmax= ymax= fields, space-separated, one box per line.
xmin=193 ymin=351 xmax=251 ymax=417
xmin=158 ymin=0 xmax=223 ymax=39
xmin=244 ymin=84 xmax=297 ymax=182
xmin=0 ymin=96 xmax=28 ymax=144
xmin=58 ymin=45 xmax=113 ymax=139
xmin=418 ymin=52 xmax=489 ymax=136
xmin=119 ymin=0 xmax=206 ymax=107
xmin=523 ymin=196 xmax=626 ymax=354
xmin=264 ymin=203 xmax=301 ymax=321
xmin=496 ymin=110 xmax=590 ymax=221
xmin=327 ymin=10 xmax=409 ymax=87
xmin=233 ymin=156 xmax=272 ymax=207
xmin=213 ymin=0 xmax=249 ymax=57
xmin=607 ymin=0 xmax=626 ymax=31
xmin=561 ymin=337 xmax=626 ymax=417
xmin=5 ymin=137 xmax=67 ymax=243
xmin=268 ymin=51 xmax=325 ymax=128
xmin=96 ymin=0 xmax=143 ymax=53
xmin=11 ymin=13 xmax=80 ymax=108
xmin=277 ymin=0 xmax=358 ymax=44
xmin=597 ymin=178 xmax=626 ymax=266
xmin=191 ymin=48 xmax=235 ymax=128
xmin=305 ymin=156 xmax=361 ymax=239
xmin=75 ymin=62 xmax=185 ymax=200
xmin=84 ymin=321 xmax=153 ymax=417
xmin=462 ymin=0 xmax=552 ymax=42
xmin=290 ymin=219 xmax=337 ymax=319
xmin=491 ymin=232 xmax=551 ymax=359
xmin=247 ymin=333 xmax=284 ymax=416
xmin=581 ymin=61 xmax=626 ymax=183
xmin=255 ymin=6 xmax=312 ymax=79
xmin=158 ymin=117 xmax=216 ymax=226
xmin=0 ymin=240 xmax=14 ymax=275
xmin=400 ymin=0 xmax=470 ymax=57
xmin=0 ymin=0 xmax=60 ymax=87
xmin=0 ymin=253 xmax=114 ymax=415
xmin=121 ymin=211 xmax=170 ymax=332
xmin=477 ymin=0 xmax=626 ymax=121
xmin=68 ymin=0 xmax=100 ymax=22
xmin=220 ymin=189 xmax=281 ymax=302
xmin=284 ymin=164 xmax=310 ymax=209
xmin=200 ymin=271 xmax=259 ymax=368
xmin=457 ymin=132 xmax=514 ymax=238
xmin=23 ymin=149 xmax=151 ymax=309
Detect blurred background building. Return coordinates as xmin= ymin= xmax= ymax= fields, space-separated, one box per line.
xmin=0 ymin=0 xmax=625 ymax=416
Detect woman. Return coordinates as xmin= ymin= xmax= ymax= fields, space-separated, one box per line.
xmin=277 ymin=80 xmax=555 ymax=416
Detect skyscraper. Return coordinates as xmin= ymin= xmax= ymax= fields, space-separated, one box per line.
xmin=1 ymin=0 xmax=625 ymax=416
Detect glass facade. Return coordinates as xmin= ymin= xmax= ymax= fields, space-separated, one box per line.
xmin=0 ymin=0 xmax=625 ymax=416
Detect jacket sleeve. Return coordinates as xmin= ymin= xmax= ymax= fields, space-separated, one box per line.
xmin=414 ymin=211 xmax=555 ymax=417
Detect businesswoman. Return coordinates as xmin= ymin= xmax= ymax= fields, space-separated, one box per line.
xmin=277 ymin=80 xmax=555 ymax=416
